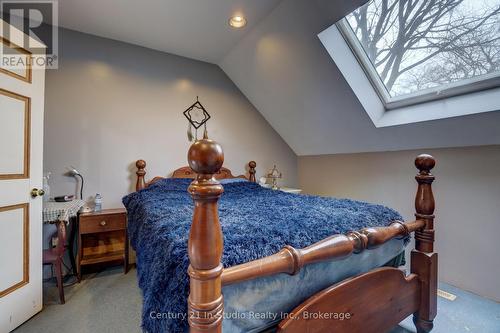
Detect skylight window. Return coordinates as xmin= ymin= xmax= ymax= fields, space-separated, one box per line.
xmin=337 ymin=0 xmax=500 ymax=109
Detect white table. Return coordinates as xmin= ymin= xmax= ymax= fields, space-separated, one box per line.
xmin=259 ymin=183 xmax=303 ymax=194
xmin=43 ymin=200 xmax=86 ymax=224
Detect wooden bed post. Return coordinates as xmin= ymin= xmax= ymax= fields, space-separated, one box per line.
xmin=187 ymin=139 xmax=225 ymax=333
xmin=136 ymin=159 xmax=146 ymax=191
xmin=248 ymin=161 xmax=257 ymax=183
xmin=412 ymin=154 xmax=437 ymax=333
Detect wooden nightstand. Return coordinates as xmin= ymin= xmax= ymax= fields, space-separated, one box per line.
xmin=77 ymin=208 xmax=128 ymax=280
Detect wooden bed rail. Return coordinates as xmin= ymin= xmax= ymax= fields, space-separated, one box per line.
xmin=185 ymin=139 xmax=437 ymax=333
xmin=221 ymin=219 xmax=425 ymax=286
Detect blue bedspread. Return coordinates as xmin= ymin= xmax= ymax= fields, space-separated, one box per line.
xmin=122 ymin=178 xmax=404 ymax=333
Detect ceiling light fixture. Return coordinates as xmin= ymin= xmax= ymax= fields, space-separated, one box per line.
xmin=229 ymin=15 xmax=247 ymax=28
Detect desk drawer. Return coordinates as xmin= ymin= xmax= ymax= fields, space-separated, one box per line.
xmin=80 ymin=214 xmax=126 ymax=234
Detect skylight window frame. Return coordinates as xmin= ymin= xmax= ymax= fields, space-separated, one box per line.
xmin=318 ymin=23 xmax=500 ymax=127
xmin=336 ymin=19 xmax=500 ymax=110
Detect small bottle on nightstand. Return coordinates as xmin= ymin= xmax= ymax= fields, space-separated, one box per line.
xmin=94 ymin=193 xmax=102 ymax=212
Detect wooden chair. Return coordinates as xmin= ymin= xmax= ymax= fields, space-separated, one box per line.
xmin=43 ymin=220 xmax=67 ymax=304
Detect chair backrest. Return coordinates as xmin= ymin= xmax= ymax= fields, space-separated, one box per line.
xmin=54 ymin=220 xmax=67 ymax=256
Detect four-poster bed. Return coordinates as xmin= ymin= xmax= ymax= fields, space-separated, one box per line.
xmin=129 ymin=139 xmax=437 ymax=333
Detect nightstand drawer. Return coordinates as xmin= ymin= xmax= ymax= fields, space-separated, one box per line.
xmin=80 ymin=214 xmax=126 ymax=234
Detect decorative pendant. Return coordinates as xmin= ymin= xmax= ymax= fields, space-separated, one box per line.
xmin=203 ymin=122 xmax=208 ymax=139
xmin=183 ymin=96 xmax=211 ymax=142
xmin=187 ymin=123 xmax=194 ymax=142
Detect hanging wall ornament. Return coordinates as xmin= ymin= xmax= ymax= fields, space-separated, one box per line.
xmin=183 ymin=96 xmax=211 ymax=142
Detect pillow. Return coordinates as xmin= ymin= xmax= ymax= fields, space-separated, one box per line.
xmin=219 ymin=178 xmax=248 ymax=184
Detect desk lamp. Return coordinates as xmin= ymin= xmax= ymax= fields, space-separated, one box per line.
xmin=67 ymin=166 xmax=84 ymax=200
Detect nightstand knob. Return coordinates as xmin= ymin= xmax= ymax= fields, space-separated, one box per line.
xmin=100 ymin=220 xmax=107 ymax=226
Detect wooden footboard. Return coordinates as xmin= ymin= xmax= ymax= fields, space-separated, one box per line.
xmin=278 ymin=268 xmax=420 ymax=333
xmin=185 ymin=139 xmax=437 ymax=333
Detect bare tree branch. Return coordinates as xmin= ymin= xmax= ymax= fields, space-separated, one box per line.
xmin=347 ymin=0 xmax=500 ymax=94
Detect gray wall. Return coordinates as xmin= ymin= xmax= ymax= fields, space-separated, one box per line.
xmin=221 ymin=0 xmax=500 ymax=155
xmin=43 ymin=28 xmax=297 ymax=209
xmin=298 ymin=145 xmax=500 ymax=301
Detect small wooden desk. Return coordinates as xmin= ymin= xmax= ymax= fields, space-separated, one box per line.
xmin=77 ymin=208 xmax=128 ymax=280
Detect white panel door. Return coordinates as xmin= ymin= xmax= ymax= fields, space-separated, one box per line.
xmin=0 ymin=21 xmax=46 ymax=333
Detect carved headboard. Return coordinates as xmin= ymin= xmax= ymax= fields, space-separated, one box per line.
xmin=135 ymin=160 xmax=257 ymax=191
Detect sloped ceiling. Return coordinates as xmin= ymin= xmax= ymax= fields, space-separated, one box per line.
xmin=36 ymin=0 xmax=500 ymax=155
xmin=220 ymin=0 xmax=500 ymax=156
xmin=57 ymin=0 xmax=281 ymax=64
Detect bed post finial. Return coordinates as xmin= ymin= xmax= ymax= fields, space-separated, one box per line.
xmin=136 ymin=160 xmax=146 ymax=191
xmin=248 ymin=161 xmax=257 ymax=182
xmin=187 ymin=139 xmax=224 ymax=333
xmin=412 ymin=154 xmax=437 ymax=333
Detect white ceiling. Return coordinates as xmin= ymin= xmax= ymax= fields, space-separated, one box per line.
xmin=58 ymin=0 xmax=281 ymax=64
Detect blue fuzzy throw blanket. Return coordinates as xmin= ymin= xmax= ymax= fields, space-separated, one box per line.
xmin=122 ymin=178 xmax=403 ymax=333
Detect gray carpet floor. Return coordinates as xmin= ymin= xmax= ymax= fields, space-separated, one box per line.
xmin=15 ymin=267 xmax=142 ymax=333
xmin=14 ymin=267 xmax=500 ymax=333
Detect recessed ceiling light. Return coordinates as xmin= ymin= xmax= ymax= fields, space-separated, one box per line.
xmin=229 ymin=15 xmax=247 ymax=28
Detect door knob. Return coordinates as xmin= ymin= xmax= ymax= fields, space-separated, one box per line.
xmin=31 ymin=188 xmax=45 ymax=198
